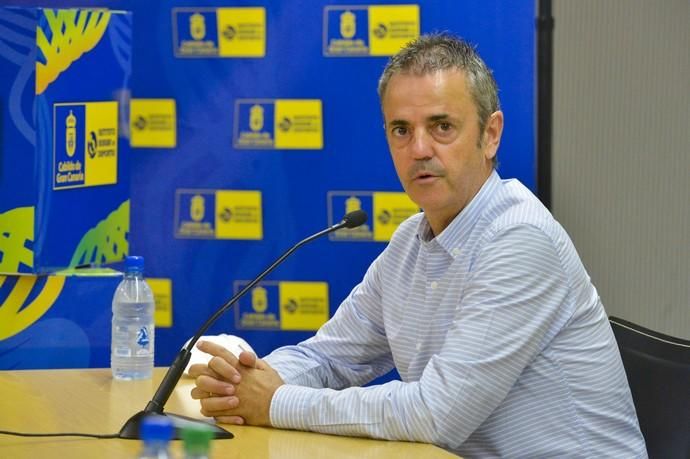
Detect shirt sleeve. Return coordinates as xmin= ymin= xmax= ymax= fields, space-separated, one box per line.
xmin=268 ymin=224 xmax=573 ymax=450
xmin=264 ymin=251 xmax=396 ymax=390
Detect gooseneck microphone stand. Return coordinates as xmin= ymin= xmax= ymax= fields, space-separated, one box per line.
xmin=118 ymin=210 xmax=368 ymax=439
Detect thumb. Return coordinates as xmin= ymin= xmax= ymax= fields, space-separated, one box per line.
xmin=238 ymin=350 xmax=260 ymax=369
xmin=238 ymin=350 xmax=270 ymax=370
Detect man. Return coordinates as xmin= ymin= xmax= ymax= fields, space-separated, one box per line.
xmin=190 ymin=34 xmax=647 ymax=457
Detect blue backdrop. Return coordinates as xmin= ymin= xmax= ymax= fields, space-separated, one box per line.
xmin=1 ymin=0 xmax=535 ymax=371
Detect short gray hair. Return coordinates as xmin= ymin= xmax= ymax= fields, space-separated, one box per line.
xmin=378 ymin=33 xmax=500 ymax=145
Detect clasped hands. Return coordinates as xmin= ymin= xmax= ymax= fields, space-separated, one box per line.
xmin=189 ymin=340 xmax=284 ymax=426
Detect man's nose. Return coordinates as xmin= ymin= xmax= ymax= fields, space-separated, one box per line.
xmin=410 ymin=130 xmax=433 ymax=160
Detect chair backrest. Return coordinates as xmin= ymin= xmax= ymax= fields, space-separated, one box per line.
xmin=609 ymin=316 xmax=690 ymax=459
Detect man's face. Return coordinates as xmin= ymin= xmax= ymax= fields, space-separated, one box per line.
xmin=382 ymin=69 xmax=503 ymax=233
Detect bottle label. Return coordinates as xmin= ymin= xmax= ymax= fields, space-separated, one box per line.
xmin=112 ymin=323 xmax=153 ymax=358
xmin=137 ymin=326 xmax=151 ymax=348
xmin=113 ymin=346 xmax=131 ymax=357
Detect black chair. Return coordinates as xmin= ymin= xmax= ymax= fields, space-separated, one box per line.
xmin=609 ymin=316 xmax=690 ymax=459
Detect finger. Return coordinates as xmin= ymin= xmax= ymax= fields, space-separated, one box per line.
xmin=194 ymin=374 xmax=236 ymax=396
xmin=188 ymin=363 xmax=221 ymax=379
xmin=239 ymin=351 xmax=272 ymax=371
xmin=190 ymin=384 xmax=235 ymax=400
xmin=190 ymin=387 xmax=207 ymax=400
xmin=215 ymin=415 xmax=245 ymax=425
xmin=197 ymin=340 xmax=240 ymax=367
xmin=208 ymin=356 xmax=242 ymax=384
xmin=199 ymin=396 xmax=240 ymax=416
xmin=238 ymin=351 xmax=258 ymax=368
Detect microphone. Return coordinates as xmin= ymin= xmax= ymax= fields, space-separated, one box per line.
xmin=341 ymin=209 xmax=367 ymax=228
xmin=118 ymin=210 xmax=368 ymax=439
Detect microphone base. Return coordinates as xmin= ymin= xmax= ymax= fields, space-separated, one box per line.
xmin=119 ymin=410 xmax=233 ymax=440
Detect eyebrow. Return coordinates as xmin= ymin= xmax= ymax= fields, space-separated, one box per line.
xmin=388 ymin=114 xmax=451 ymax=127
xmin=428 ymin=114 xmax=450 ymax=122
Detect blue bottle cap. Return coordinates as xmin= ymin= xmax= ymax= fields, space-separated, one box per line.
xmin=140 ymin=415 xmax=173 ymax=442
xmin=125 ymin=256 xmax=144 ymax=273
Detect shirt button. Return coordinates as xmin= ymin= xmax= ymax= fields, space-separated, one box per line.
xmin=415 ymin=342 xmax=422 ymax=351
xmin=430 ymin=281 xmax=438 ymax=289
xmin=452 ymin=248 xmax=461 ymax=257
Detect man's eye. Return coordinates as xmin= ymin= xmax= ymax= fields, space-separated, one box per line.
xmin=392 ymin=126 xmax=408 ymax=136
xmin=436 ymin=122 xmax=452 ymax=132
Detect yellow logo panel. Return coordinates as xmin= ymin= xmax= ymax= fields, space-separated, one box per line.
xmin=214 ymin=190 xmax=263 ymax=240
xmin=53 ymin=101 xmax=118 ymax=190
xmin=217 ymin=7 xmax=266 ymax=57
xmin=147 ymin=278 xmax=172 ymax=328
xmin=368 ymin=5 xmax=420 ymax=56
xmin=84 ymin=102 xmax=118 ymax=186
xmin=323 ymin=4 xmax=420 ymax=57
xmin=173 ymin=7 xmax=266 ymax=58
xmin=279 ymin=282 xmax=329 ymax=331
xmin=235 ymin=281 xmax=329 ymax=331
xmin=130 ymin=99 xmax=177 ymax=148
xmin=274 ymin=100 xmax=323 ymax=149
xmin=372 ymin=192 xmax=419 ymax=241
xmin=234 ymin=99 xmax=323 ymax=150
xmin=328 ymin=191 xmax=419 ymax=242
xmin=174 ymin=189 xmax=263 ymax=240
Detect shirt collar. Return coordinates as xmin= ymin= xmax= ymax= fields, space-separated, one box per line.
xmin=416 ymin=170 xmax=501 ymax=258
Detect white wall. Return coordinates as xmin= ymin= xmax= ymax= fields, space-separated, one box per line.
xmin=552 ymin=0 xmax=689 ymax=338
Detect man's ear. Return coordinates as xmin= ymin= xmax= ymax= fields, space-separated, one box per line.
xmin=482 ymin=111 xmax=504 ymax=161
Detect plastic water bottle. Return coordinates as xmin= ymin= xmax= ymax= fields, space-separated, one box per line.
xmin=138 ymin=415 xmax=173 ymax=459
xmin=182 ymin=423 xmax=214 ymax=459
xmin=111 ymin=255 xmax=155 ymax=380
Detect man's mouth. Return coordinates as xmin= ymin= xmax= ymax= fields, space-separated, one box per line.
xmin=413 ymin=172 xmax=439 ymax=183
xmin=408 ymin=162 xmax=444 ymax=183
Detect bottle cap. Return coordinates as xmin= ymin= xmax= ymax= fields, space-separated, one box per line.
xmin=182 ymin=423 xmax=214 ymax=454
xmin=140 ymin=415 xmax=173 ymax=442
xmin=124 ymin=255 xmax=144 ymax=273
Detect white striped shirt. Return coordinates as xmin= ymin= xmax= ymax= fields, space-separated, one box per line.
xmin=265 ymin=171 xmax=647 ymax=457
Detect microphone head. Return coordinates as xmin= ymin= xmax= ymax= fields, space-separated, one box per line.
xmin=341 ymin=210 xmax=368 ymax=229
